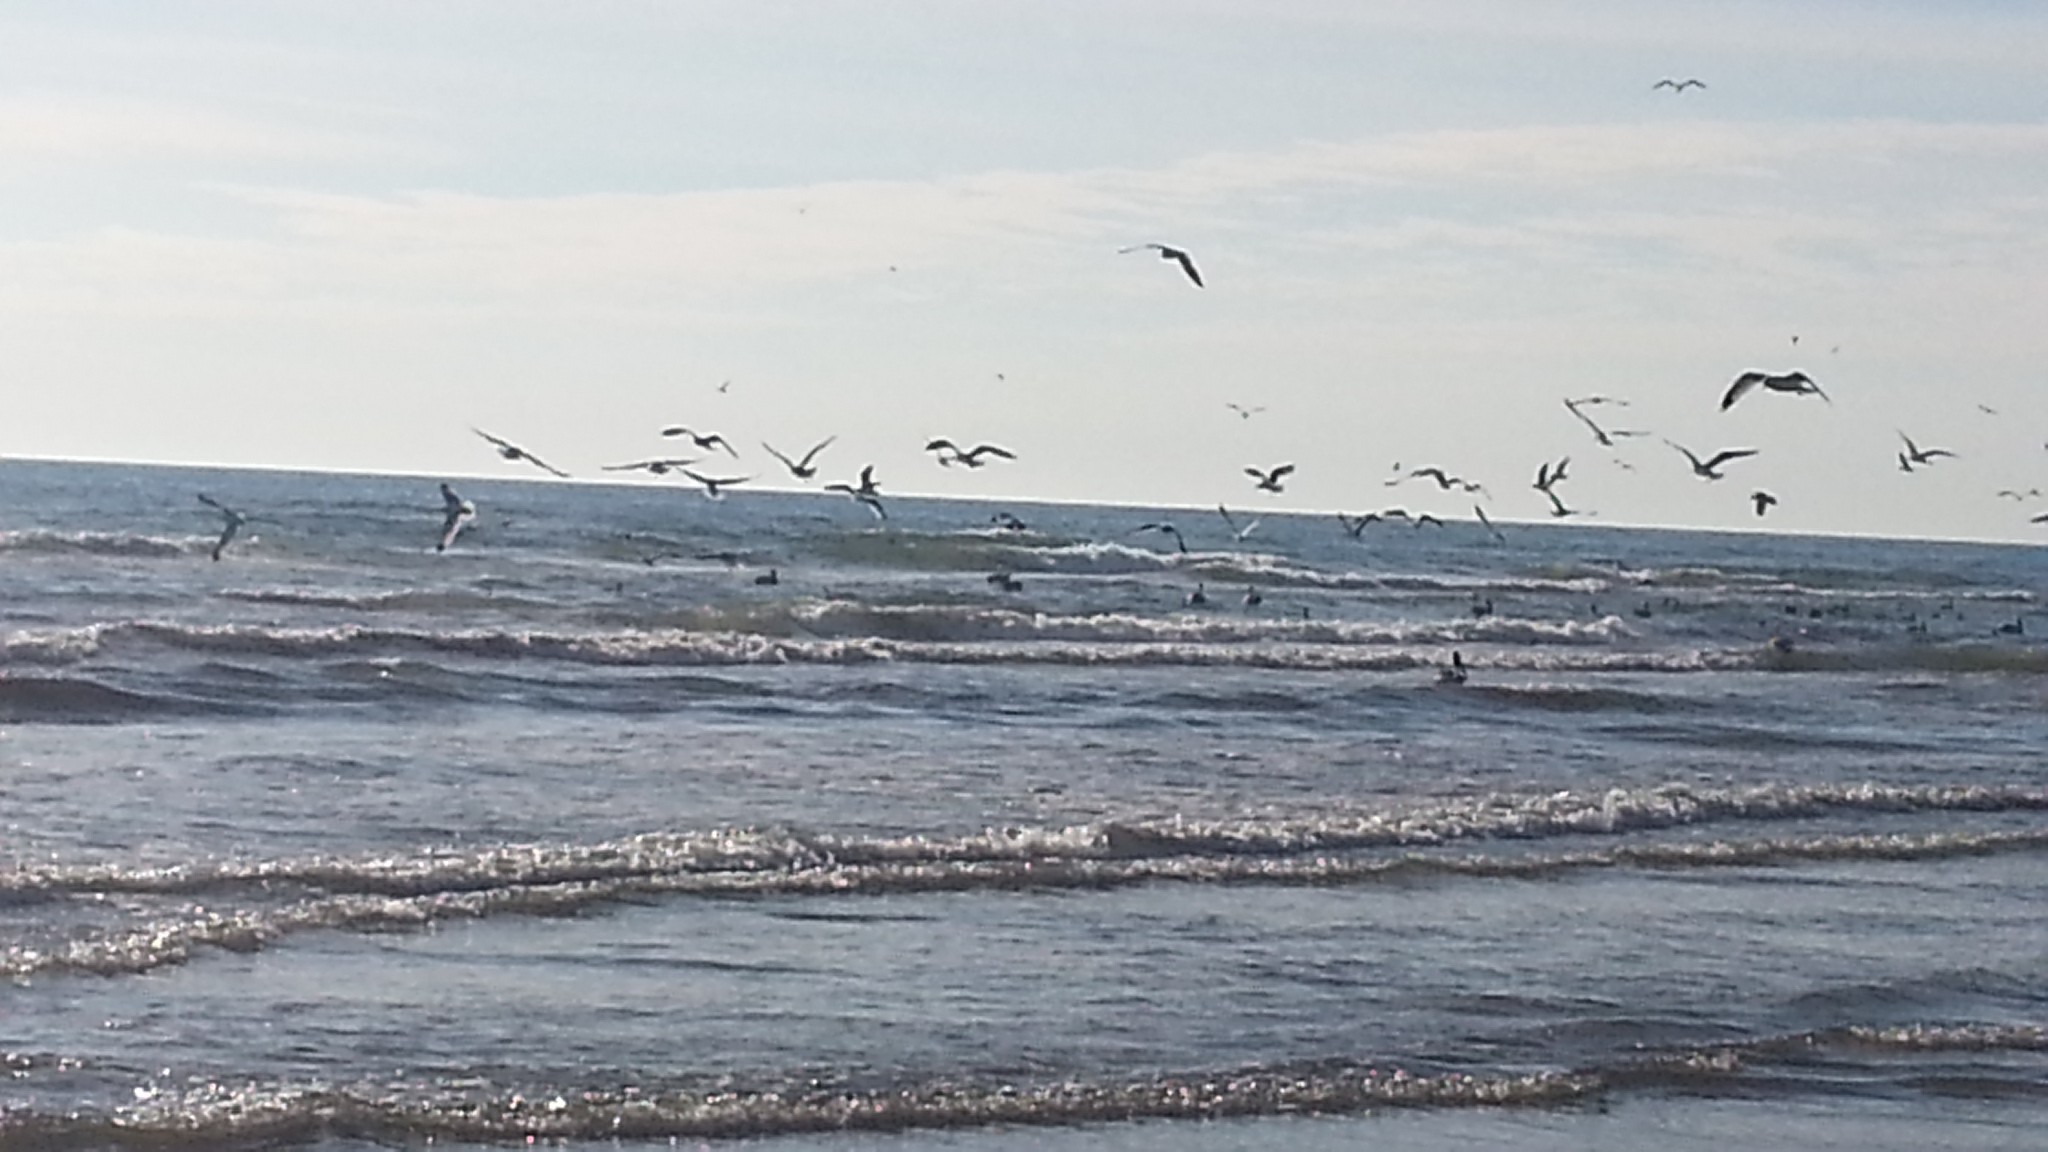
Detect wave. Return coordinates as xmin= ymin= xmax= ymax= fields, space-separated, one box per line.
xmin=217 ymin=586 xmax=556 ymax=613
xmin=0 ymin=675 xmax=239 ymax=723
xmin=0 ymin=529 xmax=200 ymax=559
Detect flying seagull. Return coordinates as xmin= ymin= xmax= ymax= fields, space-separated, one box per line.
xmin=660 ymin=426 xmax=739 ymax=457
xmin=824 ymin=465 xmax=887 ymax=519
xmin=1136 ymin=521 xmax=1188 ymax=553
xmin=1720 ymin=370 xmax=1829 ymax=411
xmin=1898 ymin=431 xmax=1955 ymax=467
xmin=1336 ymin=512 xmax=1377 ymax=538
xmin=1403 ymin=466 xmax=1485 ymax=494
xmin=762 ymin=435 xmax=837 ymax=480
xmin=1117 ymin=243 xmax=1204 ymax=287
xmin=1245 ymin=463 xmax=1295 ymax=493
xmin=1533 ymin=456 xmax=1571 ymax=493
xmin=437 ymin=483 xmax=476 ymax=552
xmin=1473 ymin=503 xmax=1507 ymax=544
xmin=473 ymin=428 xmax=571 ymax=478
xmin=1653 ymin=78 xmax=1706 ymax=92
xmin=1666 ymin=439 xmax=1759 ymax=480
xmin=1224 ymin=402 xmax=1265 ymax=420
xmin=924 ymin=439 xmax=1017 ymax=468
xmin=1564 ymin=399 xmax=1646 ymax=448
xmin=602 ymin=458 xmax=700 ymax=476
xmin=678 ymin=468 xmax=751 ymax=499
xmin=196 ymin=493 xmax=247 ymax=561
xmin=1215 ymin=504 xmax=1260 ymax=543
xmin=1751 ymin=490 xmax=1778 ymax=517
xmin=1995 ymin=488 xmax=2042 ymax=501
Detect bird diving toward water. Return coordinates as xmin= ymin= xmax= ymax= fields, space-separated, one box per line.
xmin=660 ymin=426 xmax=739 ymax=457
xmin=1473 ymin=504 xmax=1507 ymax=544
xmin=472 ymin=428 xmax=571 ymax=478
xmin=1135 ymin=521 xmax=1188 ymax=553
xmin=1245 ymin=463 xmax=1295 ymax=493
xmin=1117 ymin=243 xmax=1204 ymax=287
xmin=1720 ymin=370 xmax=1828 ymax=411
xmin=1667 ymin=439 xmax=1759 ymax=480
xmin=1751 ymin=490 xmax=1778 ymax=517
xmin=824 ymin=465 xmax=887 ymax=519
xmin=1898 ymin=431 xmax=1955 ymax=467
xmin=1564 ymin=399 xmax=1646 ymax=448
xmin=196 ymin=494 xmax=247 ymax=561
xmin=678 ymin=468 xmax=751 ymax=499
xmin=602 ymin=458 xmax=699 ymax=476
xmin=924 ymin=439 xmax=1017 ymax=469
xmin=436 ymin=483 xmax=476 ymax=552
xmin=1653 ymin=78 xmax=1706 ymax=92
xmin=1215 ymin=504 xmax=1260 ymax=543
xmin=762 ymin=436 xmax=837 ymax=480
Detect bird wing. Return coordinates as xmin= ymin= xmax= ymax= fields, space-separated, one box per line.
xmin=1169 ymin=249 xmax=1204 ymax=287
xmin=1473 ymin=504 xmax=1505 ymax=542
xmin=660 ymin=425 xmax=693 ymax=438
xmin=925 ymin=438 xmax=959 ymax=454
xmin=1215 ymin=505 xmax=1241 ymax=535
xmin=797 ymin=436 xmax=838 ymax=468
xmin=1244 ymin=467 xmax=1267 ymax=481
xmin=706 ymin=435 xmax=738 ymax=457
xmin=1653 ymin=79 xmax=1676 ymax=89
xmin=1664 ymin=440 xmax=1704 ymax=469
xmin=523 ymin=452 xmax=571 ymax=478
xmin=968 ymin=444 xmax=1016 ymax=461
xmin=1720 ymin=373 xmax=1762 ymax=411
xmin=1272 ymin=464 xmax=1296 ymax=479
xmin=472 ymin=427 xmax=517 ymax=450
xmin=1703 ymin=449 xmax=1759 ymax=470
xmin=761 ymin=442 xmax=799 ymax=471
xmin=1564 ymin=402 xmax=1607 ymax=440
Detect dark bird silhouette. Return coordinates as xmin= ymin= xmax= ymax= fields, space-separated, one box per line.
xmin=1224 ymin=402 xmax=1265 ymax=420
xmin=678 ymin=468 xmax=751 ymax=499
xmin=660 ymin=426 xmax=739 ymax=457
xmin=753 ymin=568 xmax=780 ymax=586
xmin=1564 ymin=399 xmax=1646 ymax=448
xmin=2031 ymin=510 xmax=2048 ymax=524
xmin=1184 ymin=582 xmax=1209 ymax=607
xmin=1118 ymin=243 xmax=1203 ymax=287
xmin=762 ymin=436 xmax=837 ymax=480
xmin=1438 ymin=651 xmax=1469 ymax=685
xmin=1216 ymin=504 xmax=1260 ymax=543
xmin=1336 ymin=512 xmax=1378 ymax=537
xmin=991 ymin=511 xmax=1030 ymax=532
xmin=1415 ymin=513 xmax=1444 ymax=528
xmin=1544 ymin=489 xmax=1584 ymax=519
xmin=986 ymin=571 xmax=1025 ymax=593
xmin=602 ymin=458 xmax=699 ymax=476
xmin=1720 ymin=371 xmax=1828 ymax=411
xmin=1403 ymin=466 xmax=1486 ymax=494
xmin=1136 ymin=521 xmax=1188 ymax=553
xmin=1652 ymin=78 xmax=1706 ymax=92
xmin=1751 ymin=490 xmax=1778 ymax=517
xmin=1898 ymin=452 xmax=1918 ymax=473
xmin=1245 ymin=463 xmax=1295 ymax=493
xmin=1995 ymin=488 xmax=2042 ymax=501
xmin=1533 ymin=457 xmax=1571 ymax=493
xmin=472 ymin=428 xmax=570 ymax=478
xmin=436 ymin=483 xmax=476 ymax=552
xmin=1666 ymin=439 xmax=1759 ymax=480
xmin=1898 ymin=432 xmax=1955 ymax=467
xmin=924 ymin=439 xmax=1017 ymax=468
xmin=196 ymin=493 xmax=247 ymax=561
xmin=1473 ymin=504 xmax=1507 ymax=544
xmin=824 ymin=465 xmax=887 ymax=519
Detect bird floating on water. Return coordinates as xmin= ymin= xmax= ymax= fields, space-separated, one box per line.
xmin=436 ymin=484 xmax=476 ymax=552
xmin=761 ymin=436 xmax=837 ymax=480
xmin=1118 ymin=243 xmax=1203 ymax=287
xmin=472 ymin=428 xmax=571 ymax=478
xmin=1437 ymin=651 xmax=1469 ymax=685
xmin=1245 ymin=463 xmax=1294 ymax=493
xmin=196 ymin=494 xmax=247 ymax=561
xmin=1665 ymin=439 xmax=1759 ymax=481
xmin=1720 ymin=371 xmax=1828 ymax=411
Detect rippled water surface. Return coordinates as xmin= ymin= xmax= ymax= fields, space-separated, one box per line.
xmin=2 ymin=459 xmax=2045 ymax=1150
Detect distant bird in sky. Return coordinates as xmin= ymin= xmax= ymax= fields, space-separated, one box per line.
xmin=195 ymin=493 xmax=247 ymax=561
xmin=1751 ymin=490 xmax=1779 ymax=517
xmin=2032 ymin=510 xmax=2048 ymax=524
xmin=1977 ymin=404 xmax=1999 ymax=416
xmin=1898 ymin=431 xmax=1955 ymax=467
xmin=1245 ymin=463 xmax=1295 ymax=493
xmin=1117 ymin=243 xmax=1204 ymax=287
xmin=1567 ymin=394 xmax=1630 ymax=407
xmin=924 ymin=439 xmax=1017 ymax=468
xmin=678 ymin=468 xmax=750 ymax=499
xmin=1666 ymin=439 xmax=1760 ymax=480
xmin=1473 ymin=504 xmax=1507 ymax=544
xmin=436 ymin=483 xmax=476 ymax=552
xmin=1533 ymin=456 xmax=1570 ymax=493
xmin=1996 ymin=488 xmax=2042 ymax=501
xmin=1216 ymin=504 xmax=1260 ymax=543
xmin=602 ymin=458 xmax=699 ymax=476
xmin=1653 ymin=77 xmax=1706 ymax=92
xmin=825 ymin=465 xmax=887 ymax=519
xmin=762 ymin=436 xmax=837 ymax=480
xmin=472 ymin=428 xmax=571 ymax=478
xmin=661 ymin=426 xmax=739 ymax=457
xmin=1403 ymin=466 xmax=1486 ymax=494
xmin=1225 ymin=402 xmax=1266 ymax=420
xmin=1136 ymin=521 xmax=1188 ymax=553
xmin=1720 ymin=370 xmax=1828 ymax=411
xmin=1564 ymin=399 xmax=1646 ymax=448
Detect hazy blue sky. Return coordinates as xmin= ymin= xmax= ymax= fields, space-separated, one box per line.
xmin=5 ymin=2 xmax=2047 ymax=540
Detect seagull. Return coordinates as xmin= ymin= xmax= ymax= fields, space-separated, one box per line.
xmin=1544 ymin=489 xmax=1584 ymax=519
xmin=1977 ymin=404 xmax=1999 ymax=416
xmin=472 ymin=428 xmax=570 ymax=478
xmin=436 ymin=483 xmax=476 ymax=552
xmin=1336 ymin=512 xmax=1378 ymax=537
xmin=1720 ymin=370 xmax=1828 ymax=411
xmin=1567 ymin=394 xmax=1630 ymax=407
xmin=1898 ymin=452 xmax=1916 ymax=473
xmin=678 ymin=468 xmax=751 ymax=499
xmin=924 ymin=439 xmax=1017 ymax=468
xmin=1898 ymin=431 xmax=1955 ymax=467
xmin=660 ymin=426 xmax=739 ymax=457
xmin=762 ymin=435 xmax=837 ymax=480
xmin=824 ymin=465 xmax=887 ymax=519
xmin=1245 ymin=463 xmax=1295 ymax=493
xmin=1473 ymin=504 xmax=1507 ymax=544
xmin=1652 ymin=78 xmax=1706 ymax=92
xmin=1995 ymin=488 xmax=2042 ymax=501
xmin=1564 ymin=399 xmax=1646 ymax=448
xmin=1751 ymin=490 xmax=1779 ymax=517
xmin=1136 ymin=521 xmax=1188 ymax=553
xmin=1215 ymin=504 xmax=1261 ymax=542
xmin=196 ymin=493 xmax=247 ymax=561
xmin=1533 ymin=457 xmax=1571 ymax=493
xmin=602 ymin=458 xmax=700 ymax=475
xmin=1118 ymin=243 xmax=1203 ymax=287
xmin=1224 ymin=402 xmax=1265 ymax=420
xmin=1403 ymin=466 xmax=1486 ymax=493
xmin=1665 ymin=439 xmax=1759 ymax=480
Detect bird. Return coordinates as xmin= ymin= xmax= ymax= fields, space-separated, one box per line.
xmin=1544 ymin=489 xmax=1584 ymax=519
xmin=1473 ymin=504 xmax=1507 ymax=544
xmin=1243 ymin=585 xmax=1263 ymax=607
xmin=1136 ymin=521 xmax=1188 ymax=553
xmin=436 ymin=483 xmax=476 ymax=552
xmin=660 ymin=426 xmax=739 ymax=457
xmin=1403 ymin=466 xmax=1485 ymax=493
xmin=1720 ymin=371 xmax=1828 ymax=411
xmin=1533 ymin=457 xmax=1571 ymax=493
xmin=753 ymin=568 xmax=780 ymax=586
xmin=1564 ymin=399 xmax=1645 ymax=448
xmin=924 ymin=439 xmax=1017 ymax=468
xmin=1216 ymin=504 xmax=1260 ymax=543
xmin=990 ymin=512 xmax=1030 ymax=532
xmin=1224 ymin=402 xmax=1265 ymax=420
xmin=761 ymin=436 xmax=837 ymax=480
xmin=678 ymin=468 xmax=751 ymax=499
xmin=195 ymin=493 xmax=247 ymax=561
xmin=1751 ymin=490 xmax=1779 ymax=517
xmin=2031 ymin=510 xmax=2048 ymax=524
xmin=824 ymin=465 xmax=887 ymax=519
xmin=1118 ymin=243 xmax=1203 ymax=287
xmin=1899 ymin=452 xmax=1919 ymax=474
xmin=1652 ymin=78 xmax=1706 ymax=92
xmin=472 ymin=428 xmax=570 ymax=478
xmin=1414 ymin=513 xmax=1445 ymax=528
xmin=1977 ymin=403 xmax=1998 ymax=416
xmin=1184 ymin=582 xmax=1209 ymax=607
xmin=602 ymin=458 xmax=699 ymax=475
xmin=1665 ymin=440 xmax=1759 ymax=480
xmin=986 ymin=571 xmax=1025 ymax=593
xmin=1245 ymin=464 xmax=1295 ymax=493
xmin=1437 ymin=651 xmax=1469 ymax=685
xmin=1995 ymin=488 xmax=2042 ymax=501
xmin=1995 ymin=617 xmax=2026 ymax=636
xmin=1567 ymin=394 xmax=1630 ymax=407
xmin=1898 ymin=432 xmax=1955 ymax=467
xmin=1336 ymin=512 xmax=1378 ymax=538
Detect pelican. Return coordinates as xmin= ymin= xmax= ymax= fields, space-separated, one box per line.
xmin=196 ymin=493 xmax=247 ymax=561
xmin=1564 ymin=399 xmax=1645 ymax=448
xmin=762 ymin=435 xmax=837 ymax=480
xmin=472 ymin=428 xmax=571 ymax=478
xmin=824 ymin=465 xmax=887 ymax=519
xmin=1118 ymin=243 xmax=1203 ymax=287
xmin=924 ymin=439 xmax=1017 ymax=468
xmin=1665 ymin=439 xmax=1759 ymax=480
xmin=1216 ymin=504 xmax=1260 ymax=543
xmin=1652 ymin=78 xmax=1706 ymax=91
xmin=602 ymin=458 xmax=699 ymax=475
xmin=1473 ymin=504 xmax=1506 ymax=544
xmin=1898 ymin=431 xmax=1954 ymax=467
xmin=1720 ymin=370 xmax=1828 ymax=411
xmin=678 ymin=468 xmax=751 ymax=499
xmin=1751 ymin=490 xmax=1778 ymax=517
xmin=1224 ymin=402 xmax=1265 ymax=420
xmin=1136 ymin=521 xmax=1188 ymax=553
xmin=1245 ymin=463 xmax=1294 ymax=493
xmin=436 ymin=483 xmax=476 ymax=552
xmin=660 ymin=426 xmax=739 ymax=457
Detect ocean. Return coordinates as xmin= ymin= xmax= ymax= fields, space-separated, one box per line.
xmin=2 ymin=457 xmax=2044 ymax=1150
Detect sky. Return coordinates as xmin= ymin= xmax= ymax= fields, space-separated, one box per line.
xmin=4 ymin=1 xmax=2048 ymax=542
